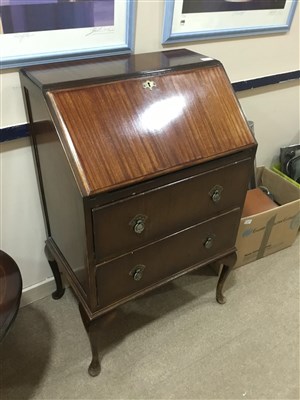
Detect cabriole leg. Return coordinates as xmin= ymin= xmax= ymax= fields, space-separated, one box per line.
xmin=44 ymin=244 xmax=65 ymax=300
xmin=79 ymin=304 xmax=101 ymax=377
xmin=216 ymin=252 xmax=237 ymax=304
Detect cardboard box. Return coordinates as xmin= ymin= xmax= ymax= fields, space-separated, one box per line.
xmin=234 ymin=166 xmax=300 ymax=268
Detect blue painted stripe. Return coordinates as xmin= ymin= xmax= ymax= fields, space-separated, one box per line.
xmin=0 ymin=124 xmax=29 ymax=143
xmin=232 ymin=70 xmax=300 ymax=92
xmin=1 ymin=70 xmax=299 ymax=143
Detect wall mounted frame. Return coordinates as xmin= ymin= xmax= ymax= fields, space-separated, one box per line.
xmin=0 ymin=0 xmax=136 ymax=69
xmin=162 ymin=0 xmax=298 ymax=43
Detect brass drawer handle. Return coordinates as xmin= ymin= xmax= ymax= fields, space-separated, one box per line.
xmin=129 ymin=265 xmax=146 ymax=281
xmin=129 ymin=214 xmax=148 ymax=235
xmin=134 ymin=219 xmax=145 ymax=234
xmin=209 ymin=185 xmax=223 ymax=203
xmin=204 ymin=234 xmax=216 ymax=249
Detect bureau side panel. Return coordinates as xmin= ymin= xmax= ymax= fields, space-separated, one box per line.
xmin=20 ymin=77 xmax=88 ymax=294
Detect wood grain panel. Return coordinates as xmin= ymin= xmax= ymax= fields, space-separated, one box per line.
xmin=47 ymin=65 xmax=255 ymax=195
xmin=92 ymin=158 xmax=252 ymax=262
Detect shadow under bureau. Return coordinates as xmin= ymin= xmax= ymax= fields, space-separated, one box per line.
xmin=20 ymin=49 xmax=257 ymax=376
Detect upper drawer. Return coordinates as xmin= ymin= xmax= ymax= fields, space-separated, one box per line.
xmin=95 ymin=208 xmax=240 ymax=310
xmin=92 ymin=158 xmax=251 ymax=262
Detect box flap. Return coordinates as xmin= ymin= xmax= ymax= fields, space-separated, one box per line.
xmin=259 ymin=167 xmax=300 ymax=205
xmin=242 ymin=188 xmax=278 ymax=217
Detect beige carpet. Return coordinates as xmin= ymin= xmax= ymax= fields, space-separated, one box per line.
xmin=1 ymin=236 xmax=299 ymax=400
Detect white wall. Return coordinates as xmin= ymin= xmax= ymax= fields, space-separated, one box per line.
xmin=0 ymin=0 xmax=299 ymax=295
xmin=238 ymin=82 xmax=300 ymax=167
xmin=0 ymin=139 xmax=51 ymax=287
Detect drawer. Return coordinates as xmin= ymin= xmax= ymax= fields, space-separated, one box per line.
xmin=96 ymin=208 xmax=240 ymax=309
xmin=92 ymin=159 xmax=251 ymax=262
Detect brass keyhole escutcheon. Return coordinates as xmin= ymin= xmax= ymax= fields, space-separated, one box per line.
xmin=129 ymin=265 xmax=146 ymax=281
xmin=143 ymin=80 xmax=156 ymax=90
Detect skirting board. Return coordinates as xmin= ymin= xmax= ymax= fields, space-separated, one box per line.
xmin=21 ymin=277 xmax=70 ymax=307
xmin=21 ymin=278 xmax=56 ymax=308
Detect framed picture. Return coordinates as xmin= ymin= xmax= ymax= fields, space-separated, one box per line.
xmin=0 ymin=0 xmax=136 ymax=69
xmin=162 ymin=0 xmax=298 ymax=43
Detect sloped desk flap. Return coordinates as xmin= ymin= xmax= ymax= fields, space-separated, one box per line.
xmin=45 ymin=63 xmax=255 ymax=195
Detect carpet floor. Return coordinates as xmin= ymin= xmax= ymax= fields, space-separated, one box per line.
xmin=1 ymin=236 xmax=299 ymax=400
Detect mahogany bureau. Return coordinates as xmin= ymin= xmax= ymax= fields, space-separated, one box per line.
xmin=20 ymin=49 xmax=257 ymax=376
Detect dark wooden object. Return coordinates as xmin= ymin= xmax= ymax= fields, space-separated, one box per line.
xmin=0 ymin=251 xmax=22 ymax=342
xmin=20 ymin=49 xmax=257 ymax=376
xmin=44 ymin=245 xmax=65 ymax=300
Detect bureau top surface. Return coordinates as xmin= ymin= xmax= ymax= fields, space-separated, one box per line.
xmin=21 ymin=49 xmax=219 ymax=90
xmin=22 ymin=50 xmax=256 ymax=196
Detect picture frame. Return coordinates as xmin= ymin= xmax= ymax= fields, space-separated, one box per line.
xmin=162 ymin=0 xmax=298 ymax=44
xmin=0 ymin=0 xmax=136 ymax=69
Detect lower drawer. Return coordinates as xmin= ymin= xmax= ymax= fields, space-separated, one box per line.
xmin=96 ymin=208 xmax=240 ymax=309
